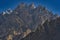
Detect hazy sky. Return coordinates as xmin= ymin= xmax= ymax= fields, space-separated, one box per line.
xmin=0 ymin=0 xmax=60 ymax=15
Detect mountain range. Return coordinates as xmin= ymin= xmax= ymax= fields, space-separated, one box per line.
xmin=0 ymin=3 xmax=60 ymax=40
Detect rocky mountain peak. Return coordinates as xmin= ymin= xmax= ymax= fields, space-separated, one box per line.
xmin=0 ymin=3 xmax=60 ymax=40
xmin=17 ymin=3 xmax=26 ymax=9
xmin=29 ymin=3 xmax=35 ymax=9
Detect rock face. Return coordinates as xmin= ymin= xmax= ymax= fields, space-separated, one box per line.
xmin=22 ymin=17 xmax=60 ymax=40
xmin=0 ymin=3 xmax=60 ymax=40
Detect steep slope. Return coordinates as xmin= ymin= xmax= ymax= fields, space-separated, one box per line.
xmin=0 ymin=3 xmax=59 ymax=40
xmin=22 ymin=17 xmax=60 ymax=40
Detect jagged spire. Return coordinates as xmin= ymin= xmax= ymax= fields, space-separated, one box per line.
xmin=37 ymin=5 xmax=45 ymax=11
xmin=29 ymin=3 xmax=35 ymax=9
xmin=18 ymin=3 xmax=26 ymax=9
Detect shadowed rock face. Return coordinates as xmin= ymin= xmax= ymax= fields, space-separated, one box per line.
xmin=0 ymin=3 xmax=60 ymax=40
xmin=22 ymin=17 xmax=60 ymax=40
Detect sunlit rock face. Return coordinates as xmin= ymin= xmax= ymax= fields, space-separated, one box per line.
xmin=0 ymin=3 xmax=60 ymax=40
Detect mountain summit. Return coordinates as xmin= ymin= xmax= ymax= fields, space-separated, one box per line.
xmin=0 ymin=3 xmax=60 ymax=40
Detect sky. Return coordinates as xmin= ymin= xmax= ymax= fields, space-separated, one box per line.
xmin=0 ymin=0 xmax=60 ymax=15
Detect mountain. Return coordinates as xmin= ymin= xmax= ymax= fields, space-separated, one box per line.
xmin=0 ymin=3 xmax=60 ymax=40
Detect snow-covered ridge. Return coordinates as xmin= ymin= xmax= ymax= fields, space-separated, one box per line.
xmin=2 ymin=8 xmax=12 ymax=15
